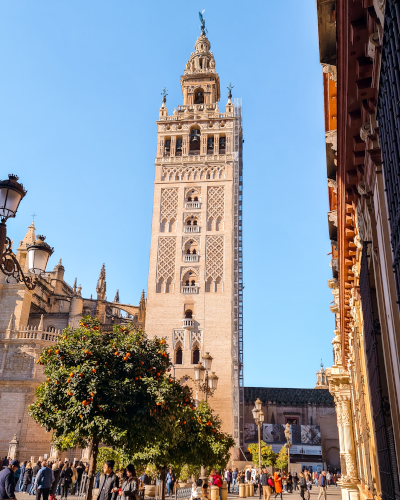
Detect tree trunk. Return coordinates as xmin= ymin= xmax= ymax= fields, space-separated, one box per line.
xmin=160 ymin=466 xmax=166 ymax=500
xmin=87 ymin=437 xmax=100 ymax=500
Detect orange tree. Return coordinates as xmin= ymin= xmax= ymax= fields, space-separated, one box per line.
xmin=133 ymin=401 xmax=234 ymax=500
xmin=28 ymin=317 xmax=190 ymax=500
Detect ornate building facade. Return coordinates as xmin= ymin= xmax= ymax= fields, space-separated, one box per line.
xmin=316 ymin=1 xmax=400 ymax=499
xmin=0 ymin=222 xmax=145 ymax=459
xmin=145 ymin=23 xmax=244 ymax=455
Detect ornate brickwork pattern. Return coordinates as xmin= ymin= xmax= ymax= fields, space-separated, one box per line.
xmin=162 ymin=165 xmax=226 ymax=182
xmin=206 ymin=235 xmax=224 ymax=280
xmin=207 ymin=186 xmax=225 ymax=222
xmin=181 ymin=266 xmax=200 ymax=279
xmin=173 ymin=329 xmax=185 ymax=348
xmin=160 ymin=188 xmax=178 ymax=222
xmin=157 ymin=237 xmax=176 ymax=282
xmin=182 ymin=236 xmax=200 ymax=250
xmin=190 ymin=330 xmax=202 ymax=349
xmin=183 ymin=212 xmax=202 ymax=223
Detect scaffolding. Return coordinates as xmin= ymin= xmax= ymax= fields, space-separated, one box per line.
xmin=232 ymin=98 xmax=244 ymax=450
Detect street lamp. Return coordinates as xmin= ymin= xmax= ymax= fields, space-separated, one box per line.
xmin=284 ymin=423 xmax=292 ymax=472
xmin=0 ymin=174 xmax=54 ymax=290
xmin=193 ymin=353 xmax=219 ymax=402
xmin=252 ymin=398 xmax=265 ymax=476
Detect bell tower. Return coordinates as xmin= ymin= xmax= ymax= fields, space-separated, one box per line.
xmin=146 ymin=16 xmax=244 ymax=455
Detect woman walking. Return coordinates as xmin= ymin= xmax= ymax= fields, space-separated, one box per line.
xmin=274 ymin=473 xmax=283 ymax=500
xmin=60 ymin=462 xmax=73 ymax=500
xmin=50 ymin=463 xmax=61 ymax=500
xmin=298 ymin=473 xmax=306 ymax=500
xmin=118 ymin=464 xmax=138 ymax=500
xmin=22 ymin=463 xmax=33 ymax=493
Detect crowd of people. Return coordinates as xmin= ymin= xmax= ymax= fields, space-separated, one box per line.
xmin=0 ymin=457 xmax=151 ymax=500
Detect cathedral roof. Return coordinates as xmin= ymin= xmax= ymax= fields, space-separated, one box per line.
xmin=244 ymin=387 xmax=334 ymax=407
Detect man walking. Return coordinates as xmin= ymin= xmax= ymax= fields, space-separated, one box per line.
xmin=317 ymin=472 xmax=327 ymax=500
xmin=232 ymin=468 xmax=238 ymax=494
xmin=34 ymin=460 xmax=54 ymax=500
xmin=226 ymin=469 xmax=232 ymax=494
xmin=98 ymin=461 xmax=119 ymax=500
xmin=0 ymin=459 xmax=19 ymax=500
xmin=260 ymin=469 xmax=271 ymax=500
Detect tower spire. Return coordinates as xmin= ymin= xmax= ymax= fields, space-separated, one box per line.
xmin=96 ymin=263 xmax=106 ymax=300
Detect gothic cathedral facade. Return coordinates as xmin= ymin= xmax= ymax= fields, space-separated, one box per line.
xmin=145 ymin=28 xmax=244 ymax=454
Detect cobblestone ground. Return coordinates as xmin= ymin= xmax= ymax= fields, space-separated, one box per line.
xmin=227 ymin=487 xmax=342 ymax=500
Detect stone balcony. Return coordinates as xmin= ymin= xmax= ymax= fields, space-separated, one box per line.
xmin=182 ymin=318 xmax=194 ymax=329
xmin=185 ymin=201 xmax=201 ymax=209
xmin=182 ymin=286 xmax=199 ymax=294
xmin=183 ymin=254 xmax=199 ymax=262
xmin=184 ymin=225 xmax=200 ymax=233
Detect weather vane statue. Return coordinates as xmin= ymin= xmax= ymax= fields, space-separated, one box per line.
xmin=199 ymin=10 xmax=207 ymax=35
xmin=161 ymin=87 xmax=168 ymax=104
xmin=227 ymin=83 xmax=234 ymax=100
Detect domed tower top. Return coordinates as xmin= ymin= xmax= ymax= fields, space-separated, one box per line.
xmin=180 ymin=13 xmax=220 ymax=105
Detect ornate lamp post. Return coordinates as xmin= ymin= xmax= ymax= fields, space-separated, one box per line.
xmin=284 ymin=423 xmax=292 ymax=472
xmin=0 ymin=174 xmax=54 ymax=290
xmin=193 ymin=352 xmax=219 ymax=402
xmin=252 ymin=398 xmax=265 ymax=471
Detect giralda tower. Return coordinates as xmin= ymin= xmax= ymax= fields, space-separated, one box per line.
xmin=145 ymin=17 xmax=244 ymax=454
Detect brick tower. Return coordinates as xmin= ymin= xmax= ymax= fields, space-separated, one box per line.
xmin=145 ymin=18 xmax=244 ymax=454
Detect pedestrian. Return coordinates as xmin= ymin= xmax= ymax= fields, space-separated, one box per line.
xmin=1 ymin=458 xmax=9 ymax=469
xmin=317 ymin=472 xmax=327 ymax=500
xmin=332 ymin=474 xmax=337 ymax=488
xmin=13 ymin=465 xmax=21 ymax=493
xmin=226 ymin=469 xmax=232 ymax=494
xmin=260 ymin=469 xmax=271 ymax=500
xmin=98 ymin=461 xmax=119 ymax=500
xmin=209 ymin=470 xmax=222 ymax=500
xmin=202 ymin=482 xmax=209 ymax=500
xmin=326 ymin=472 xmax=332 ymax=487
xmin=118 ymin=464 xmax=138 ymax=500
xmin=59 ymin=463 xmax=73 ymax=500
xmin=49 ymin=463 xmax=60 ymax=500
xmin=18 ymin=462 xmax=27 ymax=492
xmin=292 ymin=473 xmax=299 ymax=491
xmin=0 ymin=459 xmax=19 ymax=500
xmin=75 ymin=462 xmax=84 ymax=495
xmin=34 ymin=460 xmax=54 ymax=500
xmin=232 ymin=468 xmax=238 ymax=493
xmin=298 ymin=473 xmax=305 ymax=500
xmin=139 ymin=470 xmax=149 ymax=487
xmin=267 ymin=475 xmax=274 ymax=495
xmin=22 ymin=463 xmax=33 ymax=493
xmin=273 ymin=473 xmax=282 ymax=500
xmin=305 ymin=476 xmax=312 ymax=500
xmin=246 ymin=469 xmax=251 ymax=483
xmin=166 ymin=468 xmax=176 ymax=498
xmin=69 ymin=463 xmax=78 ymax=495
xmin=282 ymin=475 xmax=287 ymax=493
xmin=287 ymin=473 xmax=293 ymax=494
xmin=191 ymin=479 xmax=203 ymax=500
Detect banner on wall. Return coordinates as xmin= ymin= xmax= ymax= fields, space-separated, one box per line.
xmin=244 ymin=423 xmax=322 ymax=451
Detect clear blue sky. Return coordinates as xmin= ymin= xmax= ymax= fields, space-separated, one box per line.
xmin=0 ymin=1 xmax=333 ymax=388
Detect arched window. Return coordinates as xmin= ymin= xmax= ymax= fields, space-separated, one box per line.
xmin=193 ymin=219 xmax=197 ymax=226
xmin=185 ymin=280 xmax=190 ymax=286
xmin=219 ymin=135 xmax=226 ymax=152
xmin=192 ymin=348 xmax=200 ymax=364
xmin=176 ymin=137 xmax=183 ymax=156
xmin=192 ymin=248 xmax=197 ymax=254
xmin=191 ymin=280 xmax=196 ymax=286
xmin=185 ymin=309 xmax=193 ymax=318
xmin=194 ymin=196 xmax=198 ymax=201
xmin=207 ymin=136 xmax=214 ymax=153
xmin=194 ymin=89 xmax=204 ymax=104
xmin=165 ymin=277 xmax=172 ymax=294
xmin=190 ymin=127 xmax=201 ymax=153
xmin=186 ymin=249 xmax=191 ymax=254
xmin=175 ymin=348 xmax=183 ymax=365
xmin=188 ymin=197 xmax=192 ymax=201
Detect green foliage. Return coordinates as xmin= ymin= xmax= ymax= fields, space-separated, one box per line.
xmin=275 ymin=445 xmax=288 ymax=471
xmin=96 ymin=447 xmax=127 ymax=473
xmin=28 ymin=316 xmax=181 ymax=452
xmin=173 ymin=464 xmax=200 ymax=482
xmin=133 ymin=401 xmax=234 ymax=470
xmin=247 ymin=441 xmax=276 ymax=468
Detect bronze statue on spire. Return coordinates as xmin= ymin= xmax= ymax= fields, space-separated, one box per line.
xmin=199 ymin=10 xmax=207 ymax=35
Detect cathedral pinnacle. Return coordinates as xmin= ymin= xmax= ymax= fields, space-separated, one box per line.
xmin=114 ymin=289 xmax=120 ymax=303
xmin=96 ymin=263 xmax=106 ymax=300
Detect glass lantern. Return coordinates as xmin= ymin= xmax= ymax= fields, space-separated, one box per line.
xmin=208 ymin=372 xmax=218 ymax=391
xmin=0 ymin=174 xmax=27 ymax=220
xmin=27 ymin=235 xmax=54 ymax=275
xmin=202 ymin=352 xmax=213 ymax=371
xmin=194 ymin=362 xmax=205 ymax=381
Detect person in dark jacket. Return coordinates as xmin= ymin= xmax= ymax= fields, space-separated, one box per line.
xmin=29 ymin=462 xmax=42 ymax=496
xmin=34 ymin=460 xmax=54 ymax=500
xmin=260 ymin=469 xmax=271 ymax=500
xmin=226 ymin=469 xmax=232 ymax=494
xmin=118 ymin=464 xmax=138 ymax=500
xmin=59 ymin=463 xmax=73 ymax=500
xmin=23 ymin=463 xmax=34 ymax=493
xmin=166 ymin=468 xmax=175 ymax=498
xmin=298 ymin=473 xmax=306 ymax=500
xmin=98 ymin=461 xmax=119 ymax=500
xmin=50 ymin=464 xmax=61 ymax=498
xmin=287 ymin=474 xmax=293 ymax=494
xmin=0 ymin=459 xmax=19 ymax=500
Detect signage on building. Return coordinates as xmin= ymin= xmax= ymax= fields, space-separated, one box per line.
xmin=244 ymin=423 xmax=322 ymax=451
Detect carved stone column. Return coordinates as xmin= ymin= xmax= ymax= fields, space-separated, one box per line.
xmin=8 ymin=434 xmax=19 ymax=460
xmin=327 ymin=356 xmax=359 ymax=500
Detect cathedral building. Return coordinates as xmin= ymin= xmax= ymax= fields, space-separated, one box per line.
xmin=145 ymin=21 xmax=244 ymax=456
xmin=0 ymin=221 xmax=145 ymax=459
xmin=316 ymin=0 xmax=400 ymax=499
